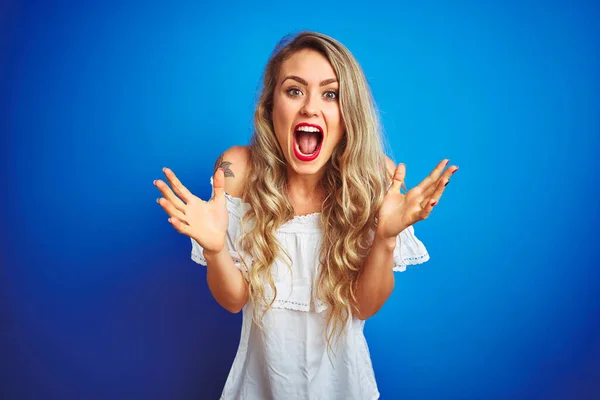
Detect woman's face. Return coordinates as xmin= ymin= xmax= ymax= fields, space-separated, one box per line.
xmin=272 ymin=48 xmax=344 ymax=177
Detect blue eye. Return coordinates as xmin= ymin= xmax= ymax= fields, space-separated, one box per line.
xmin=324 ymin=90 xmax=338 ymax=100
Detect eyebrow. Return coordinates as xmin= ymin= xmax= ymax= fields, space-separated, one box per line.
xmin=281 ymin=75 xmax=338 ymax=87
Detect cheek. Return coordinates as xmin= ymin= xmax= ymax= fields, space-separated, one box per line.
xmin=272 ymin=96 xmax=292 ymax=127
xmin=325 ymin=108 xmax=344 ymax=137
xmin=271 ymin=104 xmax=290 ymax=148
xmin=271 ymin=97 xmax=284 ymax=127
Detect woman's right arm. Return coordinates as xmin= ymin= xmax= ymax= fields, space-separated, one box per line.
xmin=156 ymin=146 xmax=250 ymax=314
xmin=203 ymin=146 xmax=250 ymax=313
xmin=203 ymin=246 xmax=248 ymax=313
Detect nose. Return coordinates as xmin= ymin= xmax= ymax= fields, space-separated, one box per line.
xmin=300 ymin=93 xmax=319 ymax=117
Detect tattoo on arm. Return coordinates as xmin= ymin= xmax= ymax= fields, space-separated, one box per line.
xmin=214 ymin=154 xmax=235 ymax=178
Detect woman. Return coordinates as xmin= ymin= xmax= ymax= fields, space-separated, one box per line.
xmin=154 ymin=31 xmax=458 ymax=400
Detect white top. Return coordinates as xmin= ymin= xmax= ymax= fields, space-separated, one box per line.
xmin=191 ymin=179 xmax=430 ymax=400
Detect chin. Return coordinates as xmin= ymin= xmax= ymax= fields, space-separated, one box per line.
xmin=286 ymin=147 xmax=331 ymax=176
xmin=292 ymin=163 xmax=324 ymax=176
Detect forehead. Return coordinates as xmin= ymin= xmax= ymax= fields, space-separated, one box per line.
xmin=278 ymin=48 xmax=337 ymax=84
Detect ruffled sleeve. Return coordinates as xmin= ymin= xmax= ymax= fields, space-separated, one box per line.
xmin=190 ymin=177 xmax=250 ymax=281
xmin=392 ymin=225 xmax=430 ymax=271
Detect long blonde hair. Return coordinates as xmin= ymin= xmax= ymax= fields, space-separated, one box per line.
xmin=239 ymin=31 xmax=390 ymax=348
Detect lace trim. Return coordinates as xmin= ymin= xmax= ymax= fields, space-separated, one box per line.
xmin=191 ymin=249 xmax=244 ymax=266
xmin=226 ymin=191 xmax=321 ymax=222
xmin=315 ymin=301 xmax=328 ymax=313
xmin=270 ymin=299 xmax=310 ymax=312
xmin=292 ymin=211 xmax=321 ymax=219
xmin=191 ymin=248 xmax=249 ymax=280
xmin=279 ymin=212 xmax=322 ymax=233
xmin=261 ymin=283 xmax=322 ymax=313
xmin=191 ymin=251 xmax=207 ymax=266
xmin=393 ymin=251 xmax=430 ymax=272
xmin=260 ymin=298 xmax=329 ymax=313
xmin=222 ymin=190 xmax=322 ymax=233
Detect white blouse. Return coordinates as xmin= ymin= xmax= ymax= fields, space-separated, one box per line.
xmin=191 ymin=180 xmax=430 ymax=400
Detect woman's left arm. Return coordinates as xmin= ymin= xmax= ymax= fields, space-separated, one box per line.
xmin=354 ymin=232 xmax=397 ymax=320
xmin=354 ymin=158 xmax=458 ymax=320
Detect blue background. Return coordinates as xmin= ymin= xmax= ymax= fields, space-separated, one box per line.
xmin=2 ymin=0 xmax=599 ymax=399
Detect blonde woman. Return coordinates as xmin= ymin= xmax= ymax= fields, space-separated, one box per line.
xmin=154 ymin=31 xmax=458 ymax=400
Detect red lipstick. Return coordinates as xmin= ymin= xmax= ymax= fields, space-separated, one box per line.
xmin=293 ymin=122 xmax=323 ymax=162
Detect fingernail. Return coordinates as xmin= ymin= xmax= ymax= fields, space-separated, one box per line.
xmin=452 ymin=167 xmax=459 ymax=174
xmin=445 ymin=180 xmax=450 ymax=187
xmin=444 ymin=159 xmax=449 ymax=166
xmin=156 ymin=198 xmax=160 ymax=204
xmin=431 ymin=201 xmax=437 ymax=207
xmin=153 ymin=180 xmax=156 ymax=185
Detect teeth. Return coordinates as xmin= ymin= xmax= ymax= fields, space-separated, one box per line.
xmin=296 ymin=126 xmax=321 ymax=133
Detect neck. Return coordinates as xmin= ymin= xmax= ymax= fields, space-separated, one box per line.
xmin=285 ymin=168 xmax=325 ymax=213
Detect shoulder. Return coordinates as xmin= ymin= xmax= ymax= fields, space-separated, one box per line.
xmin=214 ymin=146 xmax=250 ymax=198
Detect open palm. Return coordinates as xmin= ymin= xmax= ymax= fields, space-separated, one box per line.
xmin=154 ymin=167 xmax=229 ymax=253
xmin=376 ymin=159 xmax=459 ymax=239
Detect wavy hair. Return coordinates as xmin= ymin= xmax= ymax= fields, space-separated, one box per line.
xmin=239 ymin=31 xmax=394 ymax=349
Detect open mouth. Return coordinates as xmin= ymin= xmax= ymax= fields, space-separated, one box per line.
xmin=293 ymin=123 xmax=323 ymax=162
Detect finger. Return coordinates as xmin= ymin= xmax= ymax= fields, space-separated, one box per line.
xmin=421 ymin=165 xmax=458 ymax=199
xmin=387 ymin=163 xmax=406 ymax=193
xmin=168 ymin=216 xmax=192 ymax=236
xmin=154 ymin=179 xmax=186 ymax=212
xmin=157 ymin=197 xmax=188 ymax=224
xmin=163 ymin=167 xmax=194 ymax=204
xmin=422 ymin=177 xmax=448 ymax=213
xmin=211 ymin=168 xmax=225 ymax=201
xmin=415 ymin=159 xmax=449 ymax=193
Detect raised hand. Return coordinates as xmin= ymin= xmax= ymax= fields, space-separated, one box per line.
xmin=376 ymin=159 xmax=459 ymax=240
xmin=154 ymin=167 xmax=229 ymax=253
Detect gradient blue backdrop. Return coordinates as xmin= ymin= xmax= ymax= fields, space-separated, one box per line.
xmin=2 ymin=0 xmax=599 ymax=399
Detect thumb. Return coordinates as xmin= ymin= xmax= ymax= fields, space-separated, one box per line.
xmin=212 ymin=168 xmax=225 ymax=201
xmin=388 ymin=163 xmax=406 ymax=193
